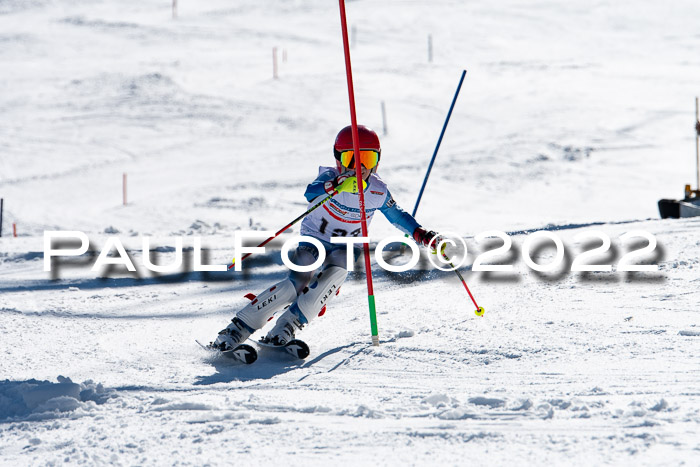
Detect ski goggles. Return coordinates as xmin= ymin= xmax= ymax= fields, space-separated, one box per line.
xmin=337 ymin=150 xmax=380 ymax=170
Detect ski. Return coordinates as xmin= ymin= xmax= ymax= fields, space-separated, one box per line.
xmin=196 ymin=340 xmax=258 ymax=364
xmin=256 ymin=338 xmax=310 ymax=360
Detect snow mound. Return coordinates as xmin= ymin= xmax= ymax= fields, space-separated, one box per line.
xmin=468 ymin=396 xmax=506 ymax=408
xmin=422 ymin=393 xmax=452 ymax=407
xmin=437 ymin=407 xmax=478 ymax=420
xmin=151 ymin=402 xmax=215 ymax=412
xmin=395 ymin=330 xmax=415 ymax=339
xmin=0 ymin=376 xmax=112 ymax=422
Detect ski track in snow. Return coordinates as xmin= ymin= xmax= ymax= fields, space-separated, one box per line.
xmin=2 ymin=0 xmax=700 ymax=464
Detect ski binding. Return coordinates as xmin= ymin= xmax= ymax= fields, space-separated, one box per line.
xmin=256 ymin=338 xmax=310 ymax=360
xmin=196 ymin=340 xmax=258 ymax=364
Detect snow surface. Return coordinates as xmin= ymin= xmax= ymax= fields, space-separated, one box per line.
xmin=1 ymin=0 xmax=700 ymax=465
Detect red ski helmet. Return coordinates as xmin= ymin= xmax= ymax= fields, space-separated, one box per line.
xmin=333 ymin=125 xmax=381 ymax=173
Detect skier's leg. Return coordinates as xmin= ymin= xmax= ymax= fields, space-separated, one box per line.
xmin=211 ymin=245 xmax=317 ymax=351
xmin=212 ymin=277 xmax=296 ymax=350
xmin=264 ymin=245 xmax=354 ymax=345
xmin=235 ymin=278 xmax=297 ymax=329
xmin=287 ymin=243 xmax=320 ymax=294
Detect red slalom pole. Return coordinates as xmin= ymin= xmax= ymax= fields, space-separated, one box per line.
xmin=338 ymin=0 xmax=380 ymax=346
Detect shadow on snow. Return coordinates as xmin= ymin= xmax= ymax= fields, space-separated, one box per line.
xmin=193 ymin=341 xmax=368 ymax=385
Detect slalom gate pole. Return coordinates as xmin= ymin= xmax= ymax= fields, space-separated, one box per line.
xmin=338 ymin=0 xmax=380 ymax=346
xmin=0 ymin=198 xmax=3 ymax=238
xmin=695 ymin=97 xmax=700 ymax=192
xmin=411 ymin=69 xmax=466 ymax=218
xmin=400 ymin=70 xmax=467 ymax=254
xmin=441 ymin=250 xmax=484 ymax=317
xmin=228 ymin=190 xmax=338 ymax=270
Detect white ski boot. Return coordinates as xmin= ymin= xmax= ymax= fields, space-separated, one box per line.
xmin=261 ymin=304 xmax=306 ymax=346
xmin=210 ymin=317 xmax=253 ymax=351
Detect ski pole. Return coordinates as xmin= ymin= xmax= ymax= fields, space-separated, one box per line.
xmin=228 ymin=190 xmax=338 ymax=270
xmin=441 ymin=250 xmax=484 ymax=316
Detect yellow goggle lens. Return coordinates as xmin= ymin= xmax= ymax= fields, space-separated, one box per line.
xmin=339 ymin=150 xmax=380 ymax=170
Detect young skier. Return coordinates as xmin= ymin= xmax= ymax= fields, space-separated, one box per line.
xmin=210 ymin=125 xmax=444 ymax=352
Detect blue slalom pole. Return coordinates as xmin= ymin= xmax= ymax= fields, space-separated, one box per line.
xmin=411 ymin=70 xmax=467 ymax=217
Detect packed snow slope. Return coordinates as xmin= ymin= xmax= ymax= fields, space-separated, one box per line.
xmin=1 ymin=0 xmax=700 ymax=465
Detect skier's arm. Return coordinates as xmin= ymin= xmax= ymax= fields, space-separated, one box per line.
xmin=413 ymin=227 xmax=446 ymax=254
xmin=378 ymin=192 xmax=421 ymax=236
xmin=304 ymin=171 xmax=339 ymax=202
xmin=380 ymin=191 xmax=446 ymax=253
xmin=304 ymin=170 xmax=364 ymax=202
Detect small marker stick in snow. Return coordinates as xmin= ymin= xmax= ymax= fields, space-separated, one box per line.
xmin=695 ymin=97 xmax=700 ymax=196
xmin=381 ymin=101 xmax=388 ymax=136
xmin=273 ymin=47 xmax=278 ymax=80
xmin=428 ymin=34 xmax=433 ymax=63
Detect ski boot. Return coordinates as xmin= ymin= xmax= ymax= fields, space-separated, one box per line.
xmin=210 ymin=317 xmax=253 ymax=351
xmin=261 ymin=304 xmax=305 ymax=346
